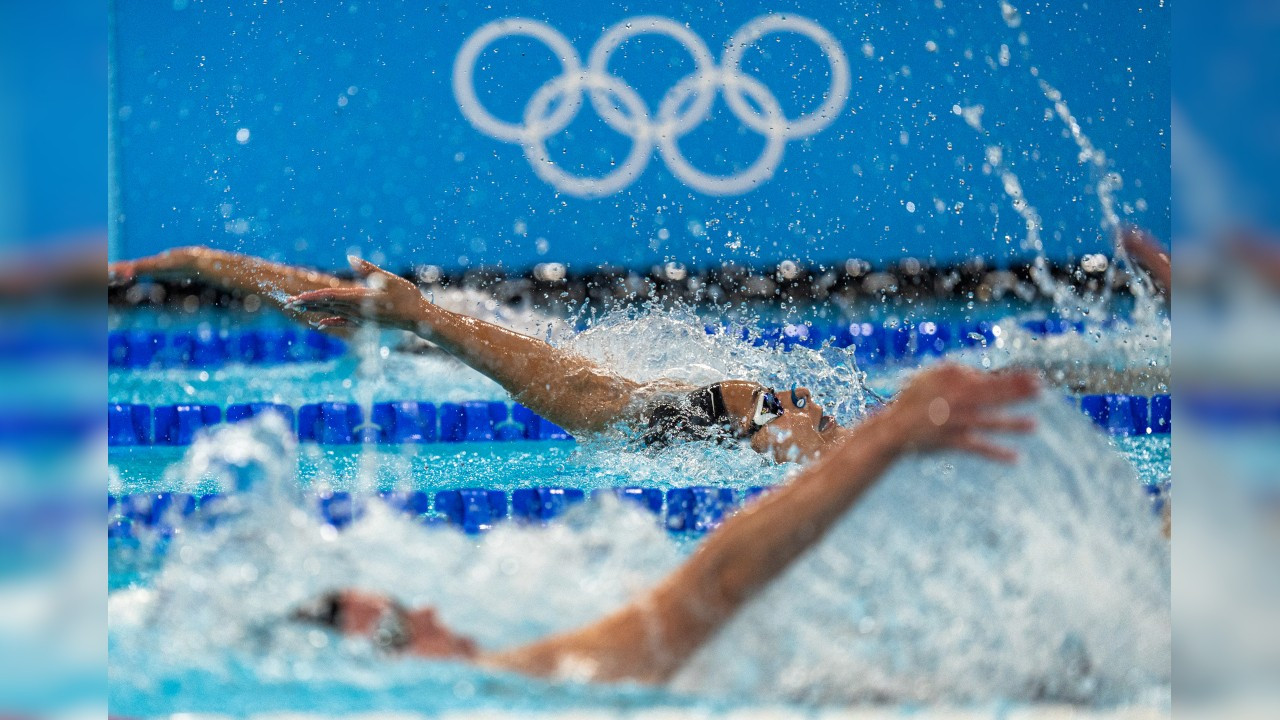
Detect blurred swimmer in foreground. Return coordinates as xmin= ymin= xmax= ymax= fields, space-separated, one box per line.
xmin=289 ymin=363 xmax=1041 ymax=683
xmin=111 ymin=247 xmax=1036 ymax=463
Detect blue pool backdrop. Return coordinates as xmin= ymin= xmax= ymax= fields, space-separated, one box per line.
xmin=110 ymin=0 xmax=1169 ymax=271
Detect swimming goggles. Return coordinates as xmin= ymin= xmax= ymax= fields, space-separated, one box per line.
xmin=748 ymin=386 xmax=812 ymax=433
xmin=750 ymin=388 xmax=785 ymax=430
xmin=292 ymin=592 xmax=411 ymax=653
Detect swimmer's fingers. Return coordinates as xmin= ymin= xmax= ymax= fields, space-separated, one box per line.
xmin=283 ymin=303 xmax=349 ymax=327
xmin=287 ymin=287 xmax=377 ymax=311
xmin=347 ymin=255 xmax=422 ymax=300
xmin=950 ymin=432 xmax=1019 ymax=464
xmin=347 ymin=255 xmax=392 ymax=280
xmin=312 ymin=316 xmax=351 ymax=329
xmin=963 ymin=414 xmax=1036 ymax=435
xmin=972 ymin=369 xmax=1041 ymax=407
xmin=107 ymin=261 xmax=135 ymax=286
xmin=1119 ymin=224 xmax=1163 ymax=256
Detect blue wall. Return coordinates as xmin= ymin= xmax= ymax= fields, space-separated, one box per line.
xmin=0 ymin=1 xmax=105 ymax=247
xmin=111 ymin=1 xmax=1169 ymax=271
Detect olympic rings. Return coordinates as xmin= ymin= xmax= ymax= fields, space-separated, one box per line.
xmin=453 ymin=18 xmax=583 ymax=143
xmin=523 ymin=73 xmax=654 ymax=199
xmin=721 ymin=15 xmax=851 ymax=138
xmin=586 ymin=16 xmax=717 ymax=137
xmin=656 ymin=72 xmax=787 ymax=196
xmin=451 ymin=14 xmax=850 ymax=197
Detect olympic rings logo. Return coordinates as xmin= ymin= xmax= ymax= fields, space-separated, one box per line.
xmin=452 ymin=15 xmax=850 ymax=198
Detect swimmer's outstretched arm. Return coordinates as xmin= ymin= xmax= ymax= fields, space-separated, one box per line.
xmin=110 ymin=248 xmax=642 ymax=434
xmin=1119 ymin=226 xmax=1171 ymax=298
xmin=483 ymin=365 xmax=1040 ymax=683
xmin=288 ymin=257 xmax=642 ymax=435
xmin=108 ymin=246 xmax=359 ymax=334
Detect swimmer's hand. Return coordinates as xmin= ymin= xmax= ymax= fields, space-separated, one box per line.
xmin=881 ymin=364 xmax=1040 ymax=463
xmin=108 ymin=246 xmax=203 ymax=286
xmin=1118 ymin=224 xmax=1170 ymax=295
xmin=286 ymin=256 xmax=426 ymax=332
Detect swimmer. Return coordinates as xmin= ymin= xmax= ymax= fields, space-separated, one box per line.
xmin=1122 ymin=223 xmax=1280 ymax=298
xmin=1119 ymin=225 xmax=1171 ymax=298
xmin=290 ymin=363 xmax=1040 ymax=683
xmin=112 ymin=247 xmax=1026 ymax=463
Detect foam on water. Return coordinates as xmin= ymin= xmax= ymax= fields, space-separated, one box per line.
xmin=673 ymin=398 xmax=1168 ymax=705
xmin=109 ymin=392 xmax=1168 ymax=711
xmin=568 ymin=303 xmax=873 ymax=428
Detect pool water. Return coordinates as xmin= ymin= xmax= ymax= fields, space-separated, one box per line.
xmin=108 ymin=299 xmax=1171 ymax=717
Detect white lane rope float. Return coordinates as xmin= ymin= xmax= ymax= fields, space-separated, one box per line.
xmin=452 ymin=15 xmax=850 ymax=198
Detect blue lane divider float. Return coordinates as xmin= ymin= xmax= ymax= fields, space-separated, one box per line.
xmin=153 ymin=404 xmax=222 ymax=445
xmin=1079 ymin=393 xmax=1170 ymax=436
xmin=298 ymin=402 xmax=364 ymax=444
xmin=108 ymin=400 xmax=574 ymax=446
xmin=111 ymin=318 xmax=1091 ymax=371
xmin=107 ymin=404 xmax=153 ymax=445
xmin=108 ymin=328 xmax=347 ymax=369
xmin=108 ymin=485 xmax=775 ymax=539
xmin=371 ymin=402 xmax=437 ymax=443
xmin=317 ymin=490 xmax=363 ymax=529
xmin=602 ymin=487 xmax=665 ymax=514
xmin=108 ymin=491 xmax=219 ymax=539
xmin=433 ymin=489 xmax=509 ymax=533
xmin=110 ymin=391 xmax=1169 ymax=447
xmin=440 ymin=402 xmax=495 ymax=443
xmin=665 ymin=487 xmax=738 ymax=532
xmin=512 ymin=487 xmax=586 ymax=522
xmin=703 ymin=317 xmax=1077 ymax=363
xmin=226 ymin=402 xmax=297 ymax=431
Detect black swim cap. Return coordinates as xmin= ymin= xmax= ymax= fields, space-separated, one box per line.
xmin=641 ymin=383 xmax=733 ymax=448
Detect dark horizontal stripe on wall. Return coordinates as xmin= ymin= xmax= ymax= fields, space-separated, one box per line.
xmin=109 ymin=255 xmax=1138 ymax=310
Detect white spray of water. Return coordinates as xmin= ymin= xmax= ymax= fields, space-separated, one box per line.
xmin=111 ymin=395 xmax=1168 ymax=708
xmin=1036 ymin=77 xmax=1159 ymax=318
xmin=674 ymin=400 xmax=1168 ymax=705
xmin=1000 ymin=1 xmax=1023 ymax=29
xmin=934 ymin=5 xmax=1172 ymax=388
xmin=567 ymin=303 xmax=872 ymax=426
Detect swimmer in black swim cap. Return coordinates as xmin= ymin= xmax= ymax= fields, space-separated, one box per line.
xmin=110 ymin=247 xmax=1026 ymax=463
xmin=288 ymin=363 xmax=1040 ymax=682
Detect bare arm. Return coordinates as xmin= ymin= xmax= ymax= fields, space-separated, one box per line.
xmin=110 ymin=248 xmax=643 ymax=434
xmin=485 ymin=365 xmax=1041 ymax=683
xmin=288 ymin=257 xmax=643 ymax=435
xmin=108 ymin=246 xmax=358 ymax=333
xmin=1119 ymin=226 xmax=1171 ymax=298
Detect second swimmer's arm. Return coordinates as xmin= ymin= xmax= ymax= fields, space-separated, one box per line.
xmin=290 ymin=257 xmax=643 ymax=435
xmin=484 ymin=365 xmax=1041 ymax=683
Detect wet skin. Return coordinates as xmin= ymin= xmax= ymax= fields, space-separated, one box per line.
xmin=111 ymin=248 xmax=853 ymax=464
xmin=307 ymin=364 xmax=1043 ymax=683
xmin=335 ymin=589 xmax=479 ymax=660
xmin=716 ymin=381 xmax=848 ymax=463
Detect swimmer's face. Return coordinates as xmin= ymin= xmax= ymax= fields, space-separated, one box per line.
xmin=718 ymin=381 xmax=842 ymax=463
xmin=334 ymin=590 xmax=478 ymax=659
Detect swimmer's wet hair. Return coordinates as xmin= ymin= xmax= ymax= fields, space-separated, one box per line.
xmin=641 ymin=383 xmax=735 ymax=448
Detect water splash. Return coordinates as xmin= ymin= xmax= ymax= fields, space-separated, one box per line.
xmin=110 ymin=398 xmax=1168 ymax=711
xmin=675 ymin=397 xmax=1168 ymax=705
xmin=934 ymin=5 xmax=1173 ymax=392
xmin=568 ymin=302 xmax=872 ymax=427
